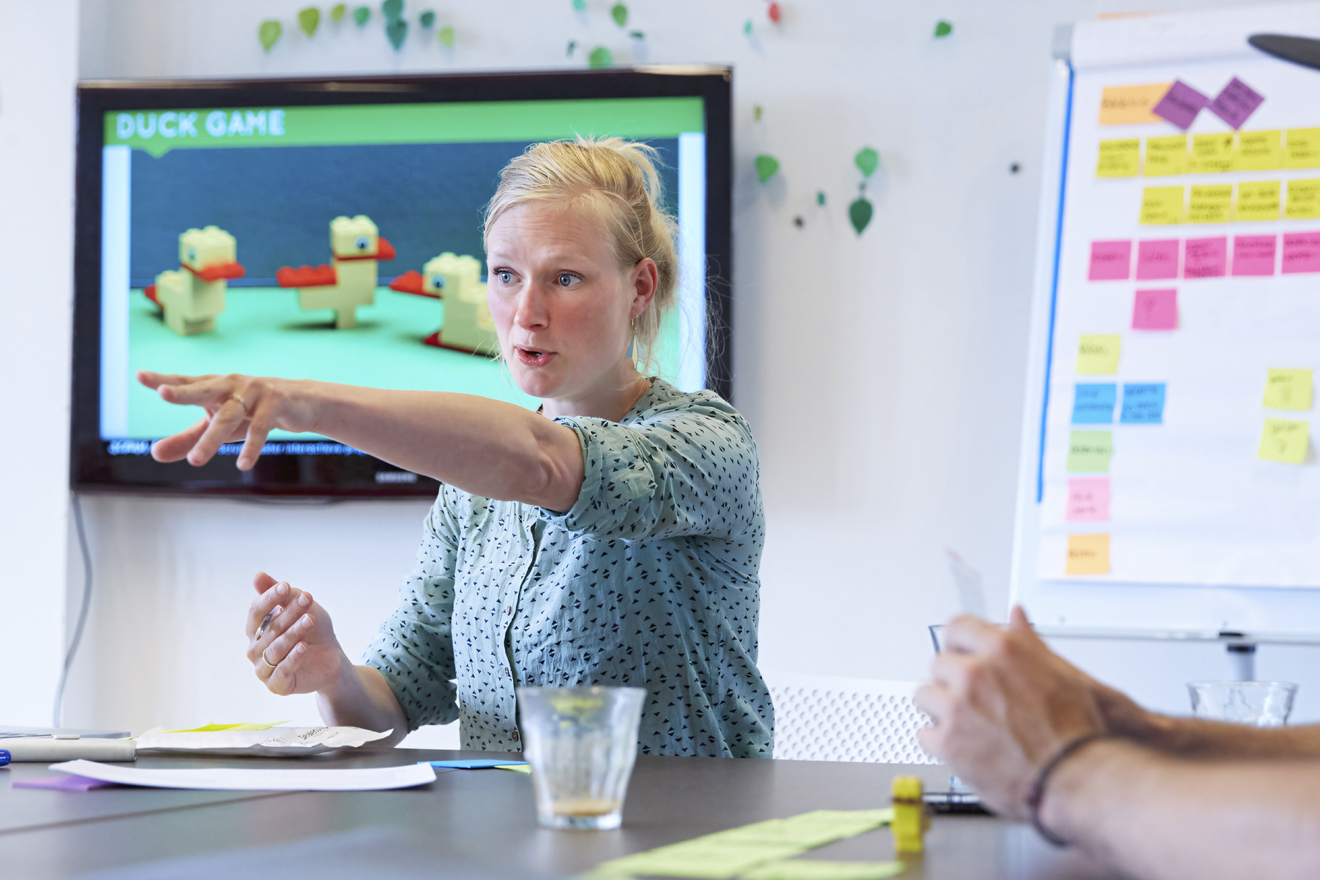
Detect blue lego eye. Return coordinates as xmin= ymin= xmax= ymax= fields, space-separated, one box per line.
xmin=187 ymin=247 xmax=196 ymax=261
xmin=355 ymin=235 xmax=369 ymax=250
xmin=431 ymin=276 xmax=446 ymax=290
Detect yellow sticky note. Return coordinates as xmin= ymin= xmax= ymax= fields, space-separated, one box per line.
xmin=1285 ymin=179 xmax=1320 ymax=221
xmin=1286 ymin=128 xmax=1320 ymax=170
xmin=1099 ymin=83 xmax=1170 ymax=125
xmin=1139 ymin=186 xmax=1185 ymax=225
xmin=1066 ymin=534 xmax=1110 ymax=575
xmin=1235 ymin=181 xmax=1281 ymax=222
xmin=1186 ymin=184 xmax=1232 ymax=224
xmin=1264 ymin=369 xmax=1313 ymax=411
xmin=1077 ymin=335 xmax=1121 ymax=374
xmin=1238 ymin=130 xmax=1283 ymax=171
xmin=1258 ymin=419 xmax=1309 ymax=464
xmin=1096 ymin=139 xmax=1141 ymax=177
xmin=1143 ymin=136 xmax=1188 ymax=177
xmin=1189 ymin=132 xmax=1237 ymax=173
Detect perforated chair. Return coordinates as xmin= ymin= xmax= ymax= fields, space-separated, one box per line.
xmin=765 ymin=672 xmax=939 ymax=764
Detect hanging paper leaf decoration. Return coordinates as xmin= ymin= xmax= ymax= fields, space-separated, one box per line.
xmin=753 ymin=105 xmax=762 ymax=121
xmin=382 ymin=0 xmax=404 ymax=20
xmin=754 ymin=154 xmax=780 ymax=183
xmin=849 ymin=197 xmax=873 ymax=234
xmin=566 ymin=40 xmax=577 ymax=56
xmin=353 ymin=6 xmax=370 ymax=25
xmin=816 ymin=191 xmax=826 ymax=206
xmin=743 ymin=19 xmax=753 ymax=34
xmin=768 ymin=2 xmax=781 ymax=23
xmin=611 ymin=3 xmax=628 ymax=26
xmin=298 ymin=7 xmax=320 ymax=37
xmin=386 ymin=17 xmax=408 ymax=48
xmin=573 ymin=0 xmax=586 ymax=9
xmin=854 ymin=147 xmax=880 ymax=178
xmin=419 ymin=10 xmax=435 ymax=27
xmin=259 ymin=20 xmax=282 ymax=51
xmin=629 ymin=30 xmax=644 ymax=39
xmin=438 ymin=25 xmax=454 ymax=46
xmin=934 ymin=20 xmax=953 ymax=37
xmin=330 ymin=4 xmax=346 ymax=22
xmin=588 ymin=46 xmax=613 ymax=68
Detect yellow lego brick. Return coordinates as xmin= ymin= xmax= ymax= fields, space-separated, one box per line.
xmin=330 ymin=215 xmax=380 ymax=259
xmin=178 ymin=225 xmax=237 ymax=271
xmin=891 ymin=775 xmax=927 ymax=856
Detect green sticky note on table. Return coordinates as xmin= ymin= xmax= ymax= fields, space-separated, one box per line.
xmin=740 ymin=860 xmax=907 ymax=880
xmin=1259 ymin=419 xmax=1309 ymax=464
xmin=1264 ymin=369 xmax=1313 ymax=411
xmin=1076 ymin=335 xmax=1120 ymax=374
xmin=1068 ymin=431 xmax=1113 ymax=473
xmin=598 ymin=842 xmax=806 ymax=879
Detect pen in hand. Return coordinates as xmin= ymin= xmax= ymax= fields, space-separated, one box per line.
xmin=256 ymin=606 xmax=281 ymax=640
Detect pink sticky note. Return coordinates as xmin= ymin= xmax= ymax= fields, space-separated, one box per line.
xmin=1152 ymin=80 xmax=1209 ymax=130
xmin=1232 ymin=235 xmax=1277 ymax=277
xmin=1088 ymin=240 xmax=1133 ymax=281
xmin=1209 ymin=77 xmax=1265 ymax=129
xmin=1132 ymin=288 xmax=1177 ymax=330
xmin=1282 ymin=232 xmax=1320 ymax=274
xmin=1136 ymin=239 xmax=1180 ymax=280
xmin=1066 ymin=477 xmax=1111 ymax=522
xmin=13 ymin=775 xmax=118 ymax=791
xmin=1184 ymin=237 xmax=1227 ymax=279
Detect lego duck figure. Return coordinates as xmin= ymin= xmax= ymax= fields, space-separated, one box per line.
xmin=389 ymin=252 xmax=499 ymax=356
xmin=276 ymin=215 xmax=396 ymax=329
xmin=145 ymin=226 xmax=245 ymax=336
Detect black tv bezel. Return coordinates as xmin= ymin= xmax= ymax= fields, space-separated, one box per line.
xmin=71 ymin=68 xmax=734 ymax=498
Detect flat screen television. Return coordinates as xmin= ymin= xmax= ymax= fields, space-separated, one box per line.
xmin=70 ymin=68 xmax=732 ymax=497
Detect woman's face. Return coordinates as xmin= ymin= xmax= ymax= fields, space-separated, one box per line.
xmin=485 ymin=201 xmax=652 ymax=407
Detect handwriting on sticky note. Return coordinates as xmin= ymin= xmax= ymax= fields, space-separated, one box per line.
xmin=1285 ymin=179 xmax=1320 ymax=220
xmin=1258 ymin=419 xmax=1309 ymax=464
xmin=1143 ymin=136 xmax=1188 ymax=176
xmin=1072 ymin=383 xmax=1117 ymax=424
xmin=1140 ymin=186 xmax=1184 ymax=224
xmin=1098 ymin=83 xmax=1170 ymax=125
xmin=1264 ymin=369 xmax=1313 ymax=411
xmin=1238 ymin=130 xmax=1282 ymax=170
xmin=1067 ymin=430 xmax=1113 ymax=473
xmin=1136 ymin=239 xmax=1180 ymax=280
xmin=1066 ymin=477 xmax=1111 ymax=522
xmin=1208 ymin=77 xmax=1265 ymax=129
xmin=1152 ymin=81 xmax=1208 ymax=130
xmin=1187 ymin=184 xmax=1232 ymax=223
xmin=1088 ymin=240 xmax=1132 ymax=281
xmin=1232 ymin=235 xmax=1276 ymax=277
xmin=1076 ymin=335 xmax=1120 ymax=375
xmin=1132 ymin=288 xmax=1177 ymax=330
xmin=1286 ymin=128 xmax=1320 ymax=170
xmin=1282 ymin=233 xmax=1320 ymax=275
xmin=1189 ymin=133 xmax=1237 ymax=173
xmin=1184 ymin=237 xmax=1227 ymax=279
xmin=1066 ymin=533 xmax=1110 ymax=575
xmin=1121 ymin=383 xmax=1166 ymax=424
xmin=1096 ymin=139 xmax=1140 ymax=177
xmin=1235 ymin=181 xmax=1281 ymax=221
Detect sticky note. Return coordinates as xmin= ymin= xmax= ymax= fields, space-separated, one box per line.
xmin=1258 ymin=419 xmax=1309 ymax=464
xmin=1132 ymin=288 xmax=1177 ymax=329
xmin=1067 ymin=534 xmax=1111 ymax=575
xmin=1072 ymin=383 xmax=1117 ymax=424
xmin=1184 ymin=237 xmax=1227 ymax=279
xmin=1076 ymin=335 xmax=1120 ymax=375
xmin=1285 ymin=128 xmax=1320 ymax=170
xmin=1066 ymin=478 xmax=1111 ymax=522
xmin=1067 ymin=430 xmax=1113 ymax=473
xmin=1121 ymin=383 xmax=1166 ymax=424
xmin=1238 ymin=130 xmax=1283 ymax=170
xmin=740 ymin=861 xmax=907 ymax=880
xmin=1282 ymin=233 xmax=1320 ymax=275
xmin=1098 ymin=83 xmax=1170 ymax=125
xmin=1136 ymin=239 xmax=1180 ymax=280
xmin=1208 ymin=77 xmax=1265 ymax=129
xmin=1096 ymin=139 xmax=1141 ymax=177
xmin=1285 ymin=179 xmax=1320 ymax=220
xmin=1186 ymin=184 xmax=1232 ymax=223
xmin=1152 ymin=81 xmax=1208 ymax=130
xmin=1139 ymin=186 xmax=1185 ymax=225
xmin=1088 ymin=240 xmax=1132 ymax=281
xmin=1234 ymin=181 xmax=1281 ymax=221
xmin=1231 ymin=235 xmax=1277 ymax=277
xmin=1189 ymin=132 xmax=1237 ymax=173
xmin=1264 ymin=369 xmax=1313 ymax=411
xmin=1143 ymin=136 xmax=1189 ymax=176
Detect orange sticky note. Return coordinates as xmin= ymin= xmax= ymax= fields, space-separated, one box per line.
xmin=1099 ymin=84 xmax=1170 ymax=125
xmin=1066 ymin=534 xmax=1110 ymax=575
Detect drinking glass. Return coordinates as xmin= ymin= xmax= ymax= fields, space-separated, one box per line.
xmin=1188 ymin=681 xmax=1297 ymax=727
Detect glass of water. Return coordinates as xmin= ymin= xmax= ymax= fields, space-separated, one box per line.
xmin=1188 ymin=681 xmax=1297 ymax=727
xmin=516 ymin=685 xmax=645 ymax=830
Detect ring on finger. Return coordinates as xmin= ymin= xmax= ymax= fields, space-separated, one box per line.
xmin=231 ymin=392 xmax=251 ymax=415
xmin=262 ymin=649 xmax=278 ymax=670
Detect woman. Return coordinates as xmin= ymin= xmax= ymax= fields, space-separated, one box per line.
xmin=140 ymin=138 xmax=772 ymax=758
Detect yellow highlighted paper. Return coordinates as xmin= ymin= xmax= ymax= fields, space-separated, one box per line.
xmin=1099 ymin=83 xmax=1170 ymax=125
xmin=1285 ymin=179 xmax=1320 ymax=221
xmin=1189 ymin=132 xmax=1237 ymax=174
xmin=1258 ymin=419 xmax=1309 ymax=464
xmin=1238 ymin=130 xmax=1282 ymax=171
xmin=1286 ymin=128 xmax=1320 ymax=170
xmin=1139 ymin=186 xmax=1184 ymax=225
xmin=1096 ymin=139 xmax=1140 ymax=177
xmin=160 ymin=721 xmax=290 ymax=733
xmin=1235 ymin=181 xmax=1281 ymax=222
xmin=1187 ymin=185 xmax=1232 ymax=224
xmin=1264 ymin=369 xmax=1313 ymax=411
xmin=1144 ymin=136 xmax=1188 ymax=176
xmin=1076 ymin=335 xmax=1120 ymax=374
xmin=1066 ymin=534 xmax=1110 ymax=575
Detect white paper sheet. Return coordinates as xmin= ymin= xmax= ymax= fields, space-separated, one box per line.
xmin=134 ymin=726 xmax=391 ymax=757
xmin=49 ymin=758 xmax=437 ymax=791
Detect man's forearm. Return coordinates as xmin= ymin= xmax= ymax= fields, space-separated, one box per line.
xmin=316 ymin=658 xmax=410 ymax=747
xmin=1140 ymin=714 xmax=1320 ymax=759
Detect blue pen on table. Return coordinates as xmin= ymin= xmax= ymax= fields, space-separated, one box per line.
xmin=0 ymin=749 xmax=11 ymax=767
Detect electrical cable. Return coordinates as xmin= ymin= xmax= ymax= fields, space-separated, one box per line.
xmin=53 ymin=492 xmax=94 ymax=728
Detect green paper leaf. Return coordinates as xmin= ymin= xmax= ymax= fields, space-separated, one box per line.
xmin=754 ymin=105 xmax=762 ymax=121
xmin=849 ymin=197 xmax=874 ymax=234
xmin=382 ymin=0 xmax=403 ymax=21
xmin=573 ymin=0 xmax=586 ymax=9
xmin=743 ymin=19 xmax=753 ymax=34
xmin=353 ymin=6 xmax=369 ymax=25
xmin=386 ymin=16 xmax=408 ymax=48
xmin=816 ymin=191 xmax=826 ymax=206
xmin=854 ymin=147 xmax=879 ymax=178
xmin=629 ymin=30 xmax=644 ymax=39
xmin=588 ymin=46 xmax=613 ymax=68
xmin=298 ymin=7 xmax=320 ymax=37
xmin=438 ymin=25 xmax=454 ymax=46
xmin=566 ymin=40 xmax=577 ymax=56
xmin=419 ymin=10 xmax=435 ymax=27
xmin=330 ymin=4 xmax=346 ymax=22
xmin=258 ymin=20 xmax=282 ymax=51
xmin=755 ymin=154 xmax=780 ymax=183
xmin=934 ymin=19 xmax=953 ymax=37
xmin=611 ymin=3 xmax=628 ymax=26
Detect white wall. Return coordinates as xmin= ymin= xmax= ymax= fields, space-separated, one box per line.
xmin=27 ymin=0 xmax=1317 ymax=739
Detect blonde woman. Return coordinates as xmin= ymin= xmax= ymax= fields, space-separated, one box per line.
xmin=139 ymin=138 xmax=772 ymax=758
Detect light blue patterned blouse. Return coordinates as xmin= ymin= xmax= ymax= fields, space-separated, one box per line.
xmin=363 ymin=379 xmax=773 ymax=758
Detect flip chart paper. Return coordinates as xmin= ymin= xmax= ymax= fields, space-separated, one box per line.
xmin=1066 ymin=477 xmax=1111 ymax=521
xmin=1238 ymin=130 xmax=1283 ymax=170
xmin=1235 ymin=180 xmax=1281 ymax=221
xmin=1098 ymin=83 xmax=1169 ymax=125
xmin=739 ymin=862 xmax=907 ymax=880
xmin=1136 ymin=239 xmax=1180 ymax=279
xmin=1072 ymin=383 xmax=1117 ymax=423
xmin=1067 ymin=430 xmax=1113 ymax=473
xmin=1187 ymin=184 xmax=1232 ymax=223
xmin=48 ymin=759 xmax=438 ymax=791
xmin=1231 ymin=235 xmax=1277 ymax=277
xmin=1152 ymin=81 xmax=1208 ymax=130
xmin=1139 ymin=186 xmax=1184 ymax=225
xmin=1282 ymin=233 xmax=1320 ymax=274
xmin=1286 ymin=128 xmax=1320 ymax=170
xmin=1184 ymin=237 xmax=1227 ymax=278
xmin=1066 ymin=534 xmax=1111 ymax=575
xmin=1285 ymin=179 xmax=1320 ymax=220
xmin=1076 ymin=335 xmax=1121 ymax=374
xmin=1132 ymin=288 xmax=1177 ymax=329
xmin=1088 ymin=240 xmax=1132 ymax=280
xmin=1189 ymin=132 xmax=1237 ymax=173
xmin=1264 ymin=369 xmax=1313 ymax=411
xmin=1208 ymin=77 xmax=1265 ymax=129
xmin=1121 ymin=383 xmax=1166 ymax=424
xmin=1096 ymin=139 xmax=1141 ymax=177
xmin=135 ymin=726 xmax=390 ymax=757
xmin=1258 ymin=419 xmax=1309 ymax=464
xmin=1143 ymin=136 xmax=1188 ymax=176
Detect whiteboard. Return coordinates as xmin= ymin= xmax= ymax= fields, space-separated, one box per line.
xmin=1011 ymin=3 xmax=1320 ymax=640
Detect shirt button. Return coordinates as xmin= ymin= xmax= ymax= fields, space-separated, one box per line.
xmin=505 ymin=668 xmax=512 ymax=678
xmin=505 ymin=606 xmax=512 ymax=615
xmin=511 ymin=731 xmax=519 ymax=741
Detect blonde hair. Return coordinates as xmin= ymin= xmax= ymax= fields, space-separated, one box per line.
xmin=483 ymin=136 xmax=678 ymax=372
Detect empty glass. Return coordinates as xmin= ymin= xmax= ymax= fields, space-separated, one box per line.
xmin=1188 ymin=681 xmax=1297 ymax=727
xmin=516 ymin=686 xmax=645 ymax=830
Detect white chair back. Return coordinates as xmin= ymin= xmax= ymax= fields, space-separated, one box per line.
xmin=765 ymin=672 xmax=939 ymax=764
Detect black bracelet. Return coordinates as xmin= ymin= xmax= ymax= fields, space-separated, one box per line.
xmin=1025 ymin=731 xmax=1110 ymax=847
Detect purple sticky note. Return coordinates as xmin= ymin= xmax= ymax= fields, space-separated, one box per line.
xmin=1136 ymin=239 xmax=1181 ymax=280
xmin=1209 ymin=77 xmax=1265 ymax=129
xmin=1282 ymin=232 xmax=1320 ymax=274
xmin=14 ymin=775 xmax=118 ymax=791
xmin=1132 ymin=288 xmax=1177 ymax=330
xmin=1184 ymin=237 xmax=1227 ymax=279
xmin=1232 ymin=235 xmax=1277 ymax=277
xmin=1088 ymin=240 xmax=1133 ymax=281
xmin=1152 ymin=80 xmax=1209 ymax=130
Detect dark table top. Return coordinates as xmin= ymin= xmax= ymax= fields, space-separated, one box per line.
xmin=0 ymin=749 xmax=1121 ymax=880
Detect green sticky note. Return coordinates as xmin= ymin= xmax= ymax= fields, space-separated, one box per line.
xmin=438 ymin=25 xmax=454 ymax=46
xmin=330 ymin=4 xmax=346 ymax=23
xmin=353 ymin=5 xmax=370 ymax=25
xmin=419 ymin=10 xmax=435 ymax=27
xmin=1076 ymin=335 xmax=1120 ymax=374
xmin=1264 ymin=369 xmax=1313 ymax=411
xmin=1068 ymin=430 xmax=1113 ymax=473
xmin=599 ymin=842 xmax=806 ymax=879
xmin=849 ymin=197 xmax=873 ymax=234
xmin=496 ymin=763 xmax=531 ymax=774
xmin=258 ymin=20 xmax=282 ymax=51
xmin=740 ymin=860 xmax=907 ymax=880
xmin=588 ymin=46 xmax=613 ymax=68
xmin=755 ymin=154 xmax=780 ymax=183
xmin=934 ymin=20 xmax=953 ymax=37
xmin=298 ymin=7 xmax=320 ymax=37
xmin=611 ymin=2 xmax=628 ymax=26
xmin=855 ymin=147 xmax=879 ymax=178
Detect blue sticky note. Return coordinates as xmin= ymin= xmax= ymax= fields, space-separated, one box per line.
xmin=1121 ymin=383 xmax=1166 ymax=424
xmin=420 ymin=759 xmax=528 ymax=769
xmin=1072 ymin=383 xmax=1117 ymax=424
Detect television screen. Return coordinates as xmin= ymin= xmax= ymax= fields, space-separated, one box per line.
xmin=71 ymin=69 xmax=732 ymax=496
